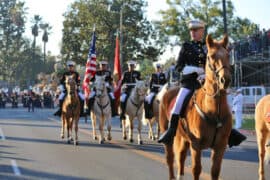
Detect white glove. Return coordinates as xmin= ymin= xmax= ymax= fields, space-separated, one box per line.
xmin=182 ymin=66 xmax=204 ymax=75
xmin=197 ymin=74 xmax=205 ymax=81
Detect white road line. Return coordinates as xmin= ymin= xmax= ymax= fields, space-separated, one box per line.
xmin=0 ymin=127 xmax=5 ymax=140
xmin=11 ymin=160 xmax=21 ymax=176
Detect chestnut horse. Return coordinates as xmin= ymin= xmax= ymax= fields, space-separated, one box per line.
xmin=159 ymin=35 xmax=232 ymax=180
xmin=61 ymin=75 xmax=81 ymax=145
xmin=255 ymin=95 xmax=270 ymax=180
xmin=90 ymin=75 xmax=112 ymax=144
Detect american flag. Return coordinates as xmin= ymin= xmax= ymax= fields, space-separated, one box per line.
xmin=83 ymin=30 xmax=97 ymax=99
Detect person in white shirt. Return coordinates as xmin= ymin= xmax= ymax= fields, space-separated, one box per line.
xmin=232 ymin=88 xmax=243 ymax=129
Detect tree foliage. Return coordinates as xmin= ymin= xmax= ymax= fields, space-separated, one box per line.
xmin=0 ymin=1 xmax=56 ymax=88
xmin=154 ymin=0 xmax=259 ymax=46
xmin=61 ymin=0 xmax=162 ymax=70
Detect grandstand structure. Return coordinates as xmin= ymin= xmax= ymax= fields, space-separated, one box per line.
xmin=231 ymin=31 xmax=270 ymax=90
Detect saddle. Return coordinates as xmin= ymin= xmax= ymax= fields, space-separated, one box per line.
xmin=168 ymin=91 xmax=194 ymax=118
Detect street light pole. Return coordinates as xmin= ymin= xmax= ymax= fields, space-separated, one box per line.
xmin=222 ymin=0 xmax=227 ymax=34
xmin=119 ymin=6 xmax=123 ymax=70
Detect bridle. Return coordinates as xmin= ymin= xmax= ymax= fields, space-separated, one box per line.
xmin=130 ymin=85 xmax=147 ymax=115
xmin=202 ymin=52 xmax=230 ymax=97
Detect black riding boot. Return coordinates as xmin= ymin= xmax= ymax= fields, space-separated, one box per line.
xmin=79 ymin=99 xmax=85 ymax=117
xmin=120 ymin=101 xmax=126 ymax=120
xmin=158 ymin=114 xmax=179 ymax=144
xmin=228 ymin=129 xmax=247 ymax=148
xmin=144 ymin=101 xmax=150 ymax=119
xmin=86 ymin=97 xmax=95 ymax=114
xmin=54 ymin=99 xmax=63 ymax=116
xmin=110 ymin=98 xmax=118 ymax=117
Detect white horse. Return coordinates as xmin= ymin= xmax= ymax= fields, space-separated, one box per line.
xmin=90 ymin=75 xmax=112 ymax=144
xmin=122 ymin=80 xmax=148 ymax=145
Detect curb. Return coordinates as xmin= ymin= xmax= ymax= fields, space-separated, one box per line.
xmin=239 ymin=129 xmax=256 ymax=136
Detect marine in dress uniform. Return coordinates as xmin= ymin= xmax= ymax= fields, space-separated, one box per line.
xmin=144 ymin=63 xmax=167 ymax=119
xmin=87 ymin=60 xmax=118 ymax=116
xmin=119 ymin=60 xmax=141 ymax=120
xmin=158 ymin=19 xmax=246 ymax=147
xmin=54 ymin=60 xmax=85 ymax=116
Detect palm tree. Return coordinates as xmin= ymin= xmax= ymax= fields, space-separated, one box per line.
xmin=31 ymin=15 xmax=41 ymax=49
xmin=40 ymin=23 xmax=51 ymax=63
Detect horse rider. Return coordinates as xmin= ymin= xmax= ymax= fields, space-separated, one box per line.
xmin=86 ymin=60 xmax=118 ymax=117
xmin=54 ymin=60 xmax=85 ymax=117
xmin=120 ymin=60 xmax=141 ymax=121
xmin=158 ymin=19 xmax=247 ymax=147
xmin=144 ymin=63 xmax=167 ymax=119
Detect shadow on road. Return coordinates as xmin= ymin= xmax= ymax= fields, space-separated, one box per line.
xmin=0 ymin=165 xmax=100 ymax=180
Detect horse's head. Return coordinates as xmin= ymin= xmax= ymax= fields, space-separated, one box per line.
xmin=134 ymin=79 xmax=148 ymax=100
xmin=94 ymin=75 xmax=106 ymax=98
xmin=65 ymin=75 xmax=77 ymax=96
xmin=206 ymin=34 xmax=231 ymax=90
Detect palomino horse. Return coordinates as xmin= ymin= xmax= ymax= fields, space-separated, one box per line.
xmin=122 ymin=80 xmax=148 ymax=144
xmin=255 ymin=95 xmax=270 ymax=180
xmin=61 ymin=75 xmax=81 ymax=145
xmin=143 ymin=82 xmax=180 ymax=141
xmin=90 ymin=75 xmax=112 ymax=144
xmin=159 ymin=34 xmax=232 ymax=180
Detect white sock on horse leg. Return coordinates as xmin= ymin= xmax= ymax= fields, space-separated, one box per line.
xmin=171 ymin=87 xmax=191 ymax=115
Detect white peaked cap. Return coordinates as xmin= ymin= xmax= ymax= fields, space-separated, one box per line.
xmin=188 ymin=19 xmax=205 ymax=29
xmin=66 ymin=60 xmax=76 ymax=66
xmin=127 ymin=60 xmax=136 ymax=65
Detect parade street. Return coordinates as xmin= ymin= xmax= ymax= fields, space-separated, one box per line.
xmin=0 ymin=107 xmax=269 ymax=180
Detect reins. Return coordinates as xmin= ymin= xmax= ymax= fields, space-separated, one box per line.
xmin=191 ymin=55 xmax=230 ymax=147
xmin=130 ymin=87 xmax=145 ymax=116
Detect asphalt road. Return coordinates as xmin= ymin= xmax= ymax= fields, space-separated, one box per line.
xmin=0 ymin=105 xmax=269 ymax=180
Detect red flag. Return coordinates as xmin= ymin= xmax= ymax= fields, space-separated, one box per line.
xmin=83 ymin=31 xmax=97 ymax=99
xmin=113 ymin=33 xmax=121 ymax=100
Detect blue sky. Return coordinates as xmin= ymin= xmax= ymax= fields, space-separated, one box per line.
xmin=23 ymin=0 xmax=270 ymax=59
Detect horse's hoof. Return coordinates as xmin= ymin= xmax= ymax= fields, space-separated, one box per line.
xmin=70 ymin=138 xmax=74 ymax=142
xmin=93 ymin=136 xmax=98 ymax=140
xmin=123 ymin=136 xmax=127 ymax=140
xmin=138 ymin=140 xmax=143 ymax=145
xmin=74 ymin=141 xmax=78 ymax=146
xmin=129 ymin=139 xmax=134 ymax=143
xmin=99 ymin=139 xmax=104 ymax=144
xmin=107 ymin=136 xmax=112 ymax=141
xmin=61 ymin=134 xmax=64 ymax=139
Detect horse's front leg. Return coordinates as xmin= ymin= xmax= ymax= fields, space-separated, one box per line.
xmin=91 ymin=113 xmax=97 ymax=140
xmin=122 ymin=119 xmax=127 ymax=140
xmin=211 ymin=144 xmax=226 ymax=180
xmin=66 ymin=118 xmax=71 ymax=144
xmin=106 ymin=115 xmax=112 ymax=141
xmin=174 ymin=137 xmax=189 ymax=179
xmin=61 ymin=115 xmax=65 ymax=139
xmin=148 ymin=119 xmax=154 ymax=140
xmin=256 ymin=129 xmax=267 ymax=180
xmin=190 ymin=147 xmax=202 ymax=180
xmin=98 ymin=116 xmax=105 ymax=144
xmin=74 ymin=116 xmax=79 ymax=146
xmin=137 ymin=115 xmax=143 ymax=145
xmin=128 ymin=117 xmax=134 ymax=143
